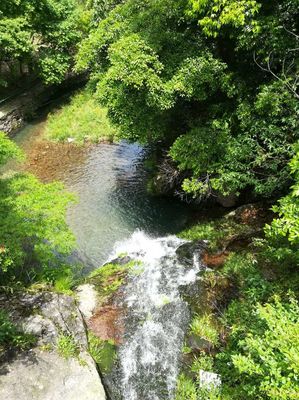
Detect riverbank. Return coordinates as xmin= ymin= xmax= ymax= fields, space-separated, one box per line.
xmin=174 ymin=201 xmax=299 ymax=399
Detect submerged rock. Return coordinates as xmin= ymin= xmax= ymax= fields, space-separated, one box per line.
xmin=0 ymin=291 xmax=106 ymax=400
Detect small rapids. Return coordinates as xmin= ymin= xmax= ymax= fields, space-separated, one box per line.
xmin=108 ymin=231 xmax=202 ymax=400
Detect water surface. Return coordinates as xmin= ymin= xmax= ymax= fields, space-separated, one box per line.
xmin=63 ymin=142 xmax=193 ymax=267
xmin=10 ymin=119 xmax=194 ymax=268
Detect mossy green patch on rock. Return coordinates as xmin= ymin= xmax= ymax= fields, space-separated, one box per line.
xmin=87 ymin=259 xmax=142 ymax=300
xmin=179 ymin=218 xmax=254 ymax=252
xmin=88 ymin=332 xmax=117 ymax=373
xmin=56 ymin=333 xmax=80 ymax=360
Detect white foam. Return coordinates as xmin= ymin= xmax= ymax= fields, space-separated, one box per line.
xmin=108 ymin=230 xmax=202 ymax=400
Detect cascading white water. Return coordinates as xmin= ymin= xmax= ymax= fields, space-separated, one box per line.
xmin=109 ymin=231 xmax=202 ymax=400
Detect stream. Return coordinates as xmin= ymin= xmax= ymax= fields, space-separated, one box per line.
xmin=9 ymin=113 xmax=200 ymax=399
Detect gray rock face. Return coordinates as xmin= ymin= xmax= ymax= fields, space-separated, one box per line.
xmin=0 ymin=349 xmax=106 ymax=400
xmin=0 ymin=291 xmax=106 ymax=400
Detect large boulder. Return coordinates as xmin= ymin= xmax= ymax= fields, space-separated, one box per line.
xmin=0 ymin=291 xmax=106 ymax=400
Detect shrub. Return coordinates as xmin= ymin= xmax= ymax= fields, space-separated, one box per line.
xmin=231 ymin=297 xmax=299 ymax=400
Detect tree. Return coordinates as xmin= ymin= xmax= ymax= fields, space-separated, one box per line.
xmin=264 ymin=142 xmax=299 ymax=265
xmin=76 ymin=0 xmax=299 ymax=200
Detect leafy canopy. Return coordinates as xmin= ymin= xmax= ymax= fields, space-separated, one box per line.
xmin=0 ymin=131 xmax=76 ymax=287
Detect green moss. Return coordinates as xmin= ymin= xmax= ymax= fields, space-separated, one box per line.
xmin=45 ymin=89 xmax=118 ymax=145
xmin=88 ymin=333 xmax=116 ymax=373
xmin=189 ymin=313 xmax=219 ymax=347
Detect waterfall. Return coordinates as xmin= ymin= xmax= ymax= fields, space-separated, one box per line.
xmin=109 ymin=231 xmax=202 ymax=400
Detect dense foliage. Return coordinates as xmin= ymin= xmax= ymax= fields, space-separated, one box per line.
xmin=0 ymin=1 xmax=298 ymax=398
xmin=231 ymin=297 xmax=299 ymax=399
xmin=76 ymin=0 xmax=299 ymax=200
xmin=264 ymin=144 xmax=299 ymax=265
xmin=0 ymin=131 xmax=76 ymax=288
xmin=0 ymin=0 xmax=92 ymax=85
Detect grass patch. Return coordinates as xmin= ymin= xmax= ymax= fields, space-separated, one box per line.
xmin=56 ymin=334 xmax=80 ymax=359
xmin=88 ymin=260 xmax=141 ymax=298
xmin=45 ymin=89 xmax=118 ymax=144
xmin=175 ymin=374 xmax=197 ymax=400
xmin=189 ymin=313 xmax=219 ymax=347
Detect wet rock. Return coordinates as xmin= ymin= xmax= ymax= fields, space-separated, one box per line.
xmin=202 ymin=251 xmax=229 ymax=268
xmin=215 ymin=192 xmax=237 ymax=208
xmin=88 ymin=305 xmax=124 ymax=344
xmin=0 ymin=291 xmax=106 ymax=400
xmin=107 ymin=255 xmax=131 ymax=266
xmin=187 ymin=334 xmax=212 ymax=353
xmin=176 ymin=241 xmax=207 ymax=267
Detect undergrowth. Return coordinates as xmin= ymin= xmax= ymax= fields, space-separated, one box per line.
xmin=56 ymin=334 xmax=80 ymax=359
xmin=176 ymin=210 xmax=299 ymax=399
